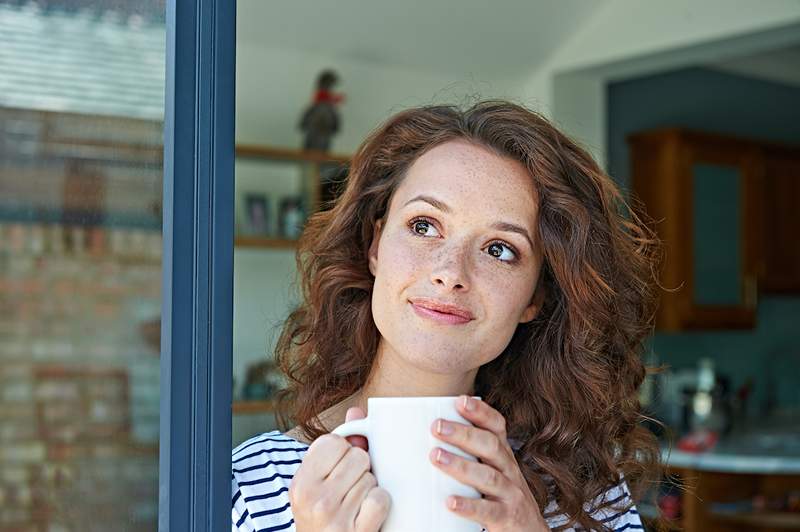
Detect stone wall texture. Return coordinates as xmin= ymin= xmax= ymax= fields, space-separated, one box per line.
xmin=0 ymin=221 xmax=161 ymax=531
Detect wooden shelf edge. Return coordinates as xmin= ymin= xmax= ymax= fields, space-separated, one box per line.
xmin=235 ymin=144 xmax=350 ymax=164
xmin=233 ymin=400 xmax=277 ymax=414
xmin=710 ymin=510 xmax=800 ymax=528
xmin=234 ymin=236 xmax=297 ymax=249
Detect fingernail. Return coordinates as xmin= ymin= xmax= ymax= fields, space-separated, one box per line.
xmin=436 ymin=448 xmax=451 ymax=464
xmin=448 ymin=496 xmax=460 ymax=510
xmin=463 ymin=396 xmax=474 ymax=411
xmin=436 ymin=419 xmax=453 ymax=435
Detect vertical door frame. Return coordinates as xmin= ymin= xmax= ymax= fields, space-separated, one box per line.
xmin=159 ymin=0 xmax=235 ymax=530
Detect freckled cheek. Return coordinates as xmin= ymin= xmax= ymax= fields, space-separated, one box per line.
xmin=481 ymin=273 xmax=535 ymax=318
xmin=371 ymin=237 xmax=425 ymax=326
xmin=378 ymin=237 xmax=427 ymax=282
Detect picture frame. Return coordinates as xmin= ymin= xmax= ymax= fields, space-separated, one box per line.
xmin=243 ymin=193 xmax=270 ymax=236
xmin=277 ymin=195 xmax=305 ymax=239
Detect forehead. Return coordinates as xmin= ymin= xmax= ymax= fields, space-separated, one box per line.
xmin=390 ymin=139 xmax=538 ymax=220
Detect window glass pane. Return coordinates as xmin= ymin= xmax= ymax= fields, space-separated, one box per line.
xmin=0 ymin=1 xmax=165 ymax=529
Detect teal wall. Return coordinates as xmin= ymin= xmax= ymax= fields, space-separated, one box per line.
xmin=607 ymin=67 xmax=800 ymax=412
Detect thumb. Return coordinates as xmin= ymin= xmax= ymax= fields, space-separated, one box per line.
xmin=344 ymin=406 xmax=368 ymax=451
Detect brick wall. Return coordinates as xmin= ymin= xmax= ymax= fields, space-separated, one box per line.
xmin=0 ymin=221 xmax=161 ymax=531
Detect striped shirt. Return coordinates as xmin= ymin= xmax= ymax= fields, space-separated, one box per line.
xmin=232 ymin=430 xmax=643 ymax=532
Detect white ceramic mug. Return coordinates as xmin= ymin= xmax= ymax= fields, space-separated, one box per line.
xmin=331 ymin=396 xmax=483 ymax=532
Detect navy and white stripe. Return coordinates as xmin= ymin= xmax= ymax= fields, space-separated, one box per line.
xmin=232 ymin=431 xmax=309 ymax=532
xmin=541 ymin=481 xmax=643 ymax=531
xmin=232 ymin=430 xmax=643 ymax=531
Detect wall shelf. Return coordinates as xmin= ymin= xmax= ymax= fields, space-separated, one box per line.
xmin=234 ymin=235 xmax=297 ymax=249
xmin=235 ymin=144 xmax=349 ymax=165
xmin=233 ymin=144 xmax=350 ymax=247
xmin=232 ymin=399 xmax=277 ymax=415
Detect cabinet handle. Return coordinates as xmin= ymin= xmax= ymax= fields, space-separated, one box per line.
xmin=743 ymin=274 xmax=758 ymax=309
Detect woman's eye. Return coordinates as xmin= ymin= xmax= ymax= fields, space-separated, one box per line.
xmin=486 ymin=242 xmax=517 ymax=262
xmin=409 ymin=220 xmax=516 ymax=263
xmin=410 ymin=219 xmax=440 ymax=237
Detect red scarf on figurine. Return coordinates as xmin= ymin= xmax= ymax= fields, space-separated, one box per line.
xmin=313 ymin=88 xmax=344 ymax=104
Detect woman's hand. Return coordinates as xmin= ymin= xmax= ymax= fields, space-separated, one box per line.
xmin=290 ymin=407 xmax=391 ymax=532
xmin=430 ymin=395 xmax=549 ymax=532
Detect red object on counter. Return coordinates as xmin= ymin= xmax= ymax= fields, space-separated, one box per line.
xmin=658 ymin=493 xmax=682 ymax=519
xmin=677 ymin=428 xmax=719 ymax=453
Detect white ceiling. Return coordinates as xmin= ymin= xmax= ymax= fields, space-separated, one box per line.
xmin=236 ymin=0 xmax=607 ymax=79
xmin=711 ymin=44 xmax=800 ymax=87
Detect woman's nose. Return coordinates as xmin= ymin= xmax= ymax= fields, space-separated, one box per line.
xmin=429 ymin=245 xmax=470 ymax=291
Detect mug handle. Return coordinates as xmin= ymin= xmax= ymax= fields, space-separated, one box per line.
xmin=331 ymin=417 xmax=369 ymax=438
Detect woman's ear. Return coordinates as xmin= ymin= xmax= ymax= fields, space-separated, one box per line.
xmin=367 ymin=219 xmax=383 ymax=276
xmin=519 ymin=281 xmax=545 ymax=323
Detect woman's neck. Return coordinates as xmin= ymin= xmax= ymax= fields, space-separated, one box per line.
xmin=319 ymin=341 xmax=478 ymax=431
xmin=288 ymin=340 xmax=479 ymax=444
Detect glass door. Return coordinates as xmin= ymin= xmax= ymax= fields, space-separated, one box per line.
xmin=0 ymin=2 xmax=165 ymax=530
xmin=1 ymin=0 xmax=235 ymax=530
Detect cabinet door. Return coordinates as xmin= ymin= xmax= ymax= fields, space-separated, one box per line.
xmin=680 ymin=140 xmax=761 ymax=329
xmin=762 ymin=148 xmax=800 ymax=293
xmin=629 ymin=130 xmax=685 ymax=331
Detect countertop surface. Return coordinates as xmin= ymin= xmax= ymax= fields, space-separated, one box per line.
xmin=662 ymin=446 xmax=800 ymax=474
xmin=660 ymin=413 xmax=800 ymax=474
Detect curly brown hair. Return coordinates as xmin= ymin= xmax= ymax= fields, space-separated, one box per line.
xmin=274 ymin=100 xmax=665 ymax=530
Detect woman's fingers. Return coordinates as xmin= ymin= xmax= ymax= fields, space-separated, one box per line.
xmin=324 ymin=445 xmax=372 ymax=504
xmin=431 ymin=417 xmax=517 ymax=481
xmin=340 ymin=469 xmax=376 ymax=513
xmin=444 ymin=493 xmax=514 ymax=528
xmin=297 ymin=433 xmax=351 ymax=483
xmin=457 ymin=396 xmax=508 ymax=440
xmin=344 ymin=406 xmax=369 ymax=451
xmin=430 ymin=446 xmax=511 ymax=499
xmin=353 ymin=485 xmax=391 ymax=532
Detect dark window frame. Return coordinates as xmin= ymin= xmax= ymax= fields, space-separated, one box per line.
xmin=159 ymin=0 xmax=235 ymax=529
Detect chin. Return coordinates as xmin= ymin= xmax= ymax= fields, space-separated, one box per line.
xmin=395 ymin=337 xmax=481 ymax=373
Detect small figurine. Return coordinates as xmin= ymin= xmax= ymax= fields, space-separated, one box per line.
xmin=298 ymin=69 xmax=345 ymax=152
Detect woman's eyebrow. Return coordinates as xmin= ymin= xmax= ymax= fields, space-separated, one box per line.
xmin=403 ymin=194 xmax=450 ymax=213
xmin=403 ymin=194 xmax=534 ymax=251
xmin=491 ymin=222 xmax=534 ymax=251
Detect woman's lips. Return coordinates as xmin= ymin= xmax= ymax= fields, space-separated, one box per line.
xmin=409 ymin=299 xmax=474 ymax=325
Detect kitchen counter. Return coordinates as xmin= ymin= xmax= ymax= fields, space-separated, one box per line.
xmin=653 ymin=412 xmax=800 ymax=532
xmin=660 ymin=415 xmax=800 ymax=474
xmin=662 ymin=446 xmax=800 ymax=474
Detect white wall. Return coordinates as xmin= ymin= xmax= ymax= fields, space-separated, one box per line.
xmin=235 ymin=42 xmax=526 ymax=152
xmin=233 ymin=248 xmax=297 ymax=397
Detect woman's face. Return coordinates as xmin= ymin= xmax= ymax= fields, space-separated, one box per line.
xmin=368 ymin=139 xmax=544 ymax=375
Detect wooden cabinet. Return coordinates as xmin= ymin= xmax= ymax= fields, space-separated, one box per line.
xmin=629 ymin=129 xmax=800 ymax=331
xmin=665 ymin=466 xmax=800 ymax=532
xmin=629 ymin=129 xmax=763 ymax=331
xmin=762 ymin=145 xmax=800 ymax=293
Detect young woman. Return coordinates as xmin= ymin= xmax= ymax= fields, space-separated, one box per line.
xmin=232 ymin=100 xmax=663 ymax=531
